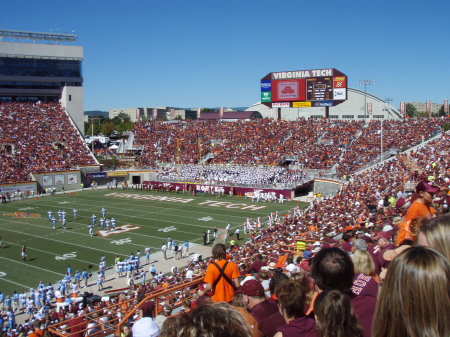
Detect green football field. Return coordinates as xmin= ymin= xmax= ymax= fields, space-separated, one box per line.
xmin=0 ymin=188 xmax=301 ymax=295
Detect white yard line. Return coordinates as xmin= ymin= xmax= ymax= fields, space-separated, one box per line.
xmin=0 ymin=256 xmax=65 ymax=276
xmin=0 ymin=276 xmax=32 ymax=290
xmin=0 ymin=226 xmax=130 ymax=257
xmin=4 ymin=240 xmax=98 ymax=266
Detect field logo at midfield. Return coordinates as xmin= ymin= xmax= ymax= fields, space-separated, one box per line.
xmin=2 ymin=212 xmax=41 ymax=219
xmin=98 ymin=224 xmax=141 ymax=237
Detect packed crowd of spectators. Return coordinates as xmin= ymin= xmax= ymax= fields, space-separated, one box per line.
xmin=0 ymin=103 xmax=97 ymax=183
xmin=1 ymin=128 xmax=446 ymax=337
xmin=157 ymin=165 xmax=308 ymax=186
xmin=336 ymin=118 xmax=443 ymax=176
xmin=1 ymin=110 xmax=449 ymax=336
xmin=134 ymin=117 xmax=448 ymax=179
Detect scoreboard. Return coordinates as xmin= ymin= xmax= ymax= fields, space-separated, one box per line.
xmin=260 ymin=68 xmax=347 ymax=108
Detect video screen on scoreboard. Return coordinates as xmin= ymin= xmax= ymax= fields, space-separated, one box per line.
xmin=306 ymin=77 xmax=333 ymax=101
xmin=271 ymin=79 xmax=306 ymax=102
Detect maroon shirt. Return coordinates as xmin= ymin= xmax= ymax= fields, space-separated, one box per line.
xmin=66 ymin=316 xmax=86 ymax=337
xmin=250 ymin=299 xmax=279 ymax=326
xmin=277 ymin=315 xmax=317 ymax=337
xmin=352 ymin=274 xmax=379 ymax=299
xmin=258 ymin=311 xmax=286 ymax=337
xmin=249 ymin=260 xmax=265 ymax=273
xmin=139 ymin=300 xmax=155 ymax=317
xmin=342 ymin=241 xmax=353 ymax=253
xmin=352 ymin=294 xmax=376 ymax=337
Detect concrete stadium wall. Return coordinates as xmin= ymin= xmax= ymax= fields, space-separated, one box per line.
xmin=0 ymin=181 xmax=37 ymax=194
xmin=313 ymin=178 xmax=343 ymax=196
xmin=32 ymin=170 xmax=82 ymax=192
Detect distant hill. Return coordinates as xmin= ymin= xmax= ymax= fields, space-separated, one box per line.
xmin=85 ymin=110 xmax=109 ymax=118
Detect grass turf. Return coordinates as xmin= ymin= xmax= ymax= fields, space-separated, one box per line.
xmin=0 ymin=188 xmax=304 ymax=295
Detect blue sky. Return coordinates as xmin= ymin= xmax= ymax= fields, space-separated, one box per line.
xmin=2 ymin=0 xmax=449 ymax=111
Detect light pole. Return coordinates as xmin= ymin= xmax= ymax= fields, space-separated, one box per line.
xmin=381 ymin=97 xmax=392 ymax=162
xmin=384 ymin=97 xmax=393 ymax=119
xmin=358 ymin=80 xmax=374 ymax=120
xmin=90 ymin=117 xmax=101 ymax=153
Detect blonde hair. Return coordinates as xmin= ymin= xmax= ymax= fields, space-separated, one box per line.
xmin=420 ymin=213 xmax=450 ymax=260
xmin=373 ymin=246 xmax=450 ymax=337
xmin=352 ymin=250 xmax=375 ymax=276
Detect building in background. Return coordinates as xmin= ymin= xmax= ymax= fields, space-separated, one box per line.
xmin=109 ymin=107 xmax=199 ymax=122
xmin=0 ymin=29 xmax=85 ymax=134
xmin=408 ymin=101 xmax=441 ymax=115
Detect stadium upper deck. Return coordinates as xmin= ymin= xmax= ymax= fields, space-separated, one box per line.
xmin=0 ymin=30 xmax=85 ymax=134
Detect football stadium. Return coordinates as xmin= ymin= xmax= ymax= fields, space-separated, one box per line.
xmin=0 ymin=29 xmax=449 ymax=337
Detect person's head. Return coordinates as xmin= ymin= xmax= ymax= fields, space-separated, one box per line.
xmin=160 ymin=314 xmax=190 ymax=337
xmin=373 ymin=246 xmax=450 ymax=337
xmin=163 ymin=302 xmax=252 ymax=337
xmin=352 ymin=238 xmax=367 ymax=252
xmin=211 ymin=243 xmax=227 ymax=260
xmin=310 ymin=247 xmax=354 ymax=292
xmin=415 ymin=181 xmax=439 ymax=206
xmin=352 ymin=250 xmax=375 ymax=276
xmin=268 ymin=270 xmax=289 ymax=296
xmin=314 ymin=290 xmax=362 ymax=337
xmin=120 ymin=324 xmax=131 ymax=337
xmin=236 ymin=280 xmax=266 ymax=309
xmin=289 ymin=272 xmax=311 ymax=301
xmin=373 ymin=232 xmax=390 ymax=249
xmin=418 ymin=213 xmax=450 ymax=260
xmin=275 ymin=279 xmax=307 ymax=321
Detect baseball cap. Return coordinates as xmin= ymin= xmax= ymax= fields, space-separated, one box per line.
xmin=236 ymin=280 xmax=265 ymax=297
xmin=416 ymin=181 xmax=439 ymax=195
xmin=302 ymin=250 xmax=311 ymax=259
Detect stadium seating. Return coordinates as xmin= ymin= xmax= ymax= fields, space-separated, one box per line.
xmin=134 ymin=118 xmax=447 ymax=178
xmin=0 ymin=102 xmax=97 ymax=183
xmin=2 ymin=111 xmax=449 ymax=337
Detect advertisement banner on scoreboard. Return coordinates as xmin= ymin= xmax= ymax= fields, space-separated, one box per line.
xmin=292 ymin=101 xmax=312 ymax=108
xmin=313 ymin=101 xmax=334 ymax=107
xmin=272 ymin=102 xmax=290 ymax=108
xmin=261 ymin=92 xmax=272 ymax=102
xmin=260 ymin=81 xmax=271 ymax=91
xmin=333 ymin=76 xmax=347 ymax=88
xmin=333 ymin=88 xmax=346 ymax=100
